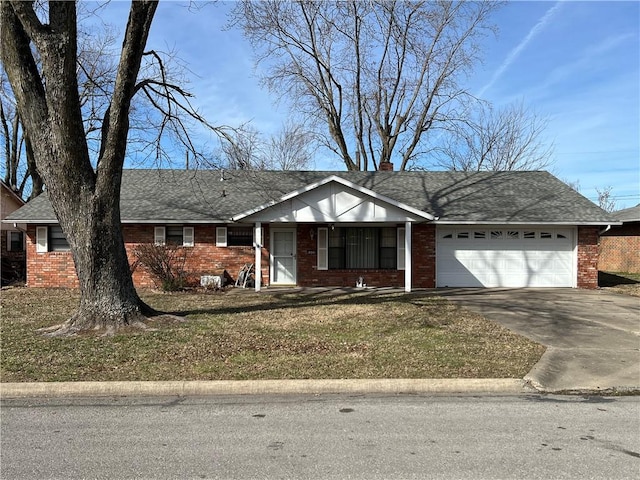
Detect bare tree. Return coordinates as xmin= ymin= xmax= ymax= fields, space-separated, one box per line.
xmin=233 ymin=0 xmax=499 ymax=171
xmin=434 ymin=101 xmax=554 ymax=171
xmin=266 ymin=122 xmax=315 ymax=170
xmin=217 ymin=122 xmax=315 ymax=171
xmin=596 ymin=186 xmax=617 ymax=213
xmin=1 ymin=1 xmax=219 ymax=335
xmin=220 ymin=125 xmax=264 ymax=170
xmin=1 ymin=3 xmax=216 ymax=201
xmin=0 ymin=74 xmax=43 ymax=200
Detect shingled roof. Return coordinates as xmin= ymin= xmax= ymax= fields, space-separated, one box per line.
xmin=5 ymin=169 xmax=617 ymax=225
xmin=612 ymin=204 xmax=640 ymax=223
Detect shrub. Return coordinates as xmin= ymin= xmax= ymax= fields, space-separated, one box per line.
xmin=131 ymin=243 xmax=191 ymax=291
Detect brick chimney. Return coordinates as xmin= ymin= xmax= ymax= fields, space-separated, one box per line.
xmin=379 ymin=161 xmax=394 ymax=171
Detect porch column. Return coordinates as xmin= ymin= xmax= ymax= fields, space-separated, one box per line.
xmin=254 ymin=222 xmax=262 ymax=292
xmin=405 ymin=221 xmax=412 ymax=293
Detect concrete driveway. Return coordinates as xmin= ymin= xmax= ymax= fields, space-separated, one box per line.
xmin=439 ymin=288 xmax=640 ymax=393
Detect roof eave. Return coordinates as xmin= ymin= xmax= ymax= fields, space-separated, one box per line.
xmin=434 ymin=220 xmax=623 ymax=226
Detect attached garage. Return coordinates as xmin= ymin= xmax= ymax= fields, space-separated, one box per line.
xmin=436 ymin=227 xmax=576 ymax=287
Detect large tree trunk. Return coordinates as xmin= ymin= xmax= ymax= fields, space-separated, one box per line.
xmin=1 ymin=1 xmax=159 ymax=335
xmin=47 ymin=187 xmax=156 ymax=335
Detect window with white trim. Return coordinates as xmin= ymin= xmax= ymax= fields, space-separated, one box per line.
xmin=154 ymin=226 xmax=194 ymax=247
xmin=35 ymin=226 xmax=70 ymax=252
xmin=324 ymin=226 xmax=400 ymax=270
xmin=216 ymin=226 xmax=255 ymax=247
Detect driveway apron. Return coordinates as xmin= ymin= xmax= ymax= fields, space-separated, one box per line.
xmin=439 ymin=288 xmax=640 ymax=393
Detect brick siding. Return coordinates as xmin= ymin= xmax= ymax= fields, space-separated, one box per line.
xmin=598 ymin=223 xmax=640 ymax=273
xmin=296 ymin=223 xmax=435 ymax=289
xmin=25 ymin=222 xmax=599 ymax=289
xmin=26 ymin=224 xmax=271 ymax=289
xmin=577 ymin=226 xmax=599 ymax=289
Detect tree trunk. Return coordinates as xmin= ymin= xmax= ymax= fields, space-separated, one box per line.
xmin=1 ymin=1 xmax=160 ymax=335
xmin=45 ymin=188 xmax=156 ymax=336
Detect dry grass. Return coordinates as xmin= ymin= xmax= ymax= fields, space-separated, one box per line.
xmin=0 ymin=287 xmax=545 ymax=382
xmin=599 ymin=272 xmax=640 ymax=297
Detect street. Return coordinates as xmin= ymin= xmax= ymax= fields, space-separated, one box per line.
xmin=1 ymin=394 xmax=639 ymax=479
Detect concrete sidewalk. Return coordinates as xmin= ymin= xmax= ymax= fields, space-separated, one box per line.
xmin=440 ymin=288 xmax=640 ymax=394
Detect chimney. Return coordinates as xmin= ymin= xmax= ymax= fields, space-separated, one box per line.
xmin=379 ymin=161 xmax=394 ymax=171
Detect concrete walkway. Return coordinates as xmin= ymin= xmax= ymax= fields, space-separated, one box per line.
xmin=439 ymin=288 xmax=640 ymax=394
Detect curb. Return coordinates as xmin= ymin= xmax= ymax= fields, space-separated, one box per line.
xmin=0 ymin=378 xmax=533 ymax=398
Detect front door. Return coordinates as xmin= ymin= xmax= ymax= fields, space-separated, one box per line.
xmin=271 ymin=228 xmax=297 ymax=285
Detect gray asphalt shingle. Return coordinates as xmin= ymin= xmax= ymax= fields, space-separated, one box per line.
xmin=612 ymin=204 xmax=640 ymax=223
xmin=5 ymin=169 xmax=616 ymax=224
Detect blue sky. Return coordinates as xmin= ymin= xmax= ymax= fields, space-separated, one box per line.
xmin=102 ymin=1 xmax=639 ymax=209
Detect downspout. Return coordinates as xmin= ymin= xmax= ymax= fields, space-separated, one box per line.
xmin=599 ymin=225 xmax=611 ymax=235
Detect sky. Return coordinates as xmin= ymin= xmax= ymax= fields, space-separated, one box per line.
xmin=98 ymin=0 xmax=639 ymax=209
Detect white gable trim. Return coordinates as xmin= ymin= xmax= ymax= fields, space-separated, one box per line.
xmin=232 ymin=175 xmax=434 ymax=222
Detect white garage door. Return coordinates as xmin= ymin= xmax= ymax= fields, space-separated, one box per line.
xmin=436 ymin=227 xmax=575 ymax=287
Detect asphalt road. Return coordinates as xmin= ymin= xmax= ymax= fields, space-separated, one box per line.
xmin=1 ymin=394 xmax=639 ymax=479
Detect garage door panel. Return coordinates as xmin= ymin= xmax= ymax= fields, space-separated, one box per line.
xmin=436 ymin=228 xmax=575 ymax=288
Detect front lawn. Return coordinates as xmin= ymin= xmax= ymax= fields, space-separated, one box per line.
xmin=599 ymin=271 xmax=640 ymax=297
xmin=0 ymin=287 xmax=545 ymax=382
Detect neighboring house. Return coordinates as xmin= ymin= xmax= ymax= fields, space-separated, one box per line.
xmin=598 ymin=204 xmax=640 ymax=274
xmin=3 ymin=169 xmax=618 ymax=291
xmin=1 ymin=180 xmax=26 ymax=285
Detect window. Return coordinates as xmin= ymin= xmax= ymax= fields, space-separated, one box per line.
xmin=327 ymin=227 xmax=398 ymax=270
xmin=540 ymin=232 xmax=553 ymax=239
xmin=474 ymin=231 xmax=486 ymax=239
xmin=36 ymin=226 xmax=70 ymax=252
xmin=379 ymin=227 xmax=397 ymax=269
xmin=7 ymin=231 xmax=24 ymax=252
xmin=507 ymin=231 xmax=520 ymax=239
xmin=154 ymin=226 xmax=194 ymax=247
xmin=523 ymin=231 xmax=536 ymax=239
xmin=49 ymin=226 xmax=70 ymax=251
xmin=456 ymin=232 xmax=469 ymax=239
xmin=216 ymin=226 xmax=255 ymax=247
xmin=166 ymin=226 xmax=185 ymax=245
xmin=491 ymin=231 xmax=503 ymax=239
xmin=227 ymin=226 xmax=253 ymax=246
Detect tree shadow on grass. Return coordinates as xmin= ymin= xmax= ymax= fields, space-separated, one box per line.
xmin=167 ymin=288 xmax=442 ymax=318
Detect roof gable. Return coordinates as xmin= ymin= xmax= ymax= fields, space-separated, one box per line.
xmin=233 ymin=175 xmax=434 ymax=222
